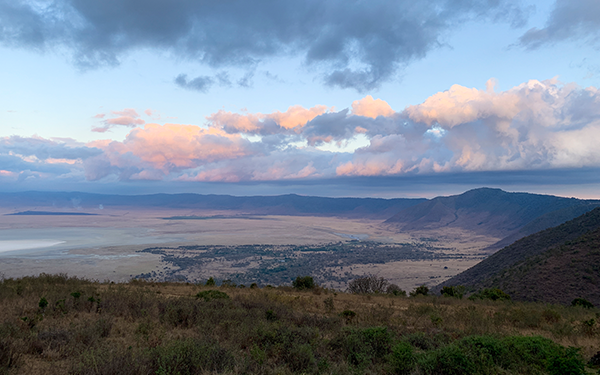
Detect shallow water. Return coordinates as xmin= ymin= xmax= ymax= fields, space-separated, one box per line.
xmin=0 ymin=227 xmax=185 ymax=257
xmin=0 ymin=240 xmax=65 ymax=252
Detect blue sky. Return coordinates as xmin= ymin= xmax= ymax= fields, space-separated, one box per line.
xmin=1 ymin=0 xmax=600 ymax=198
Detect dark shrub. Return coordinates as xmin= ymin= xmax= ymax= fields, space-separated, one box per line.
xmin=348 ymin=275 xmax=388 ymax=294
xmin=547 ymin=347 xmax=585 ymax=375
xmin=589 ymin=351 xmax=600 ymax=367
xmin=205 ymin=277 xmax=215 ymax=286
xmin=389 ymin=341 xmax=415 ymax=374
xmin=38 ymin=297 xmax=48 ymax=310
xmin=340 ymin=310 xmax=356 ymax=323
xmin=571 ymin=297 xmax=594 ymax=309
xmin=265 ymin=309 xmax=278 ymax=321
xmin=331 ymin=327 xmax=392 ymax=367
xmin=441 ymin=286 xmax=465 ymax=299
xmin=158 ymin=299 xmax=200 ymax=328
xmin=410 ymin=285 xmax=429 ymax=297
xmin=292 ymin=276 xmax=315 ymax=290
xmin=468 ymin=288 xmax=511 ymax=301
xmin=386 ymin=284 xmax=407 ymax=296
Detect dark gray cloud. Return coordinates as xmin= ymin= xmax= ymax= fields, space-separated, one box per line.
xmin=174 ymin=74 xmax=215 ymax=93
xmin=175 ymin=71 xmax=247 ymax=92
xmin=0 ymin=0 xmax=526 ymax=91
xmin=0 ymin=136 xmax=102 ymax=160
xmin=519 ymin=0 xmax=600 ymax=49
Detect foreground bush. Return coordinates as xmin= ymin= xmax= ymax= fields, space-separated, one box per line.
xmin=0 ymin=275 xmax=595 ymax=374
xmin=469 ymin=288 xmax=511 ymax=301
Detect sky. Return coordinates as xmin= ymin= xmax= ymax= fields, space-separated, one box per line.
xmin=1 ymin=0 xmax=600 ymax=198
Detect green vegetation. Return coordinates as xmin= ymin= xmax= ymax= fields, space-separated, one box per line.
xmin=410 ymin=285 xmax=429 ymax=297
xmin=441 ymin=285 xmax=465 ymax=299
xmin=469 ymin=288 xmax=512 ymax=301
xmin=293 ymin=276 xmax=316 ymax=290
xmin=572 ymin=298 xmax=594 ymax=309
xmin=0 ymin=274 xmax=597 ymax=374
xmin=136 ymin=241 xmax=461 ymax=286
xmin=195 ymin=290 xmax=230 ymax=302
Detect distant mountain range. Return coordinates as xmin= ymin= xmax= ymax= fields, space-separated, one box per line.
xmin=438 ymin=207 xmax=600 ymax=305
xmin=2 ymin=189 xmax=599 ymax=245
xmin=385 ymin=188 xmax=600 ymax=248
xmin=0 ymin=191 xmax=426 ymax=219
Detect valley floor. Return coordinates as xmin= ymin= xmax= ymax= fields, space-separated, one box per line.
xmin=0 ymin=207 xmax=497 ymax=291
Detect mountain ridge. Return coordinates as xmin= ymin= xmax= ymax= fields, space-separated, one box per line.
xmin=437 ymin=207 xmax=600 ymax=305
xmin=0 ymin=191 xmax=426 ymax=219
xmin=385 ymin=187 xmax=600 ymax=241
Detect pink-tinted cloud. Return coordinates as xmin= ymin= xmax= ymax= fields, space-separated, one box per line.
xmin=351 ymin=95 xmax=395 ymax=118
xmin=338 ymin=79 xmax=600 ymax=176
xmin=92 ymin=108 xmax=146 ymax=132
xmin=6 ymin=80 xmax=600 ymax=185
xmin=208 ymin=105 xmax=329 ymax=135
xmin=87 ymin=123 xmax=259 ymax=180
xmin=112 ymin=108 xmax=140 ymax=117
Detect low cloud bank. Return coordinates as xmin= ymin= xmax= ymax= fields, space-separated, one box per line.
xmin=3 ymin=78 xmax=600 ymax=186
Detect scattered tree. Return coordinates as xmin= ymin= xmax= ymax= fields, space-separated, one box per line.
xmin=292 ymin=276 xmax=315 ymax=290
xmin=571 ymin=298 xmax=594 ymax=309
xmin=410 ymin=285 xmax=429 ymax=297
xmin=441 ymin=285 xmax=465 ymax=299
xmin=348 ymin=275 xmax=388 ymax=294
xmin=205 ymin=277 xmax=216 ymax=286
xmin=386 ymin=284 xmax=406 ymax=296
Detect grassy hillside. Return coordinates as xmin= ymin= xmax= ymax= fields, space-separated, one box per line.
xmin=0 ymin=274 xmax=598 ymax=374
xmin=385 ymin=188 xmax=597 ymax=239
xmin=439 ymin=208 xmax=600 ymax=305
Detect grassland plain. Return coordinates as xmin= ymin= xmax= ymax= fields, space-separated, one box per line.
xmin=0 ymin=274 xmax=597 ymax=374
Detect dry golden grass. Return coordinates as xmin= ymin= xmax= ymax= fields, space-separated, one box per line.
xmin=0 ymin=275 xmax=597 ymax=374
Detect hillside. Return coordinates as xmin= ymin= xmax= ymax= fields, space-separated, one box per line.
xmin=0 ymin=191 xmax=425 ymax=219
xmin=385 ymin=187 xmax=598 ymax=240
xmin=439 ymin=207 xmax=600 ymax=305
xmin=0 ymin=275 xmax=596 ymax=374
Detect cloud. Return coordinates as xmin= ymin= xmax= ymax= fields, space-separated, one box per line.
xmin=519 ymin=0 xmax=600 ymax=49
xmin=4 ymin=79 xmax=600 ymax=185
xmin=174 ymin=74 xmax=214 ymax=93
xmin=207 ymin=105 xmax=330 ymax=135
xmin=0 ymin=0 xmax=527 ymax=91
xmin=0 ymin=136 xmax=102 ymax=161
xmin=338 ymin=79 xmax=600 ymax=176
xmin=351 ymin=96 xmax=395 ymax=118
xmin=86 ymin=123 xmax=261 ymax=181
xmin=92 ymin=108 xmax=146 ymax=132
xmin=0 ymin=136 xmax=100 ymax=182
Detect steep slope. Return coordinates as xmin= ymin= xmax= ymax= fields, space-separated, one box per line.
xmin=385 ymin=187 xmax=596 ymax=239
xmin=439 ymin=207 xmax=600 ymax=305
xmin=0 ymin=191 xmax=425 ymax=219
xmin=487 ymin=203 xmax=600 ymax=250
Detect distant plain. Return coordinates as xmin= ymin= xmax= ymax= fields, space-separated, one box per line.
xmin=0 ymin=206 xmax=494 ymax=291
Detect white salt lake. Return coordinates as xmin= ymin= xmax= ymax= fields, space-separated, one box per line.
xmin=0 ymin=240 xmax=66 ymax=252
xmin=0 ymin=227 xmax=186 ymax=257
